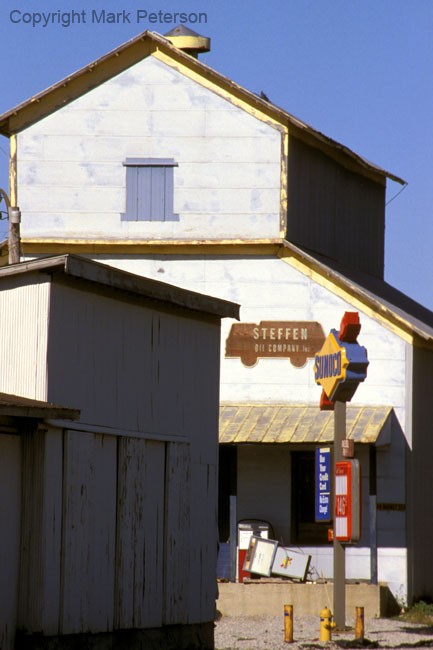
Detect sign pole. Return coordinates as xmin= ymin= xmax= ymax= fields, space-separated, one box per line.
xmin=333 ymin=400 xmax=346 ymax=628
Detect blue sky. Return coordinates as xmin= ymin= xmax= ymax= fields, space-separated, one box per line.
xmin=0 ymin=0 xmax=432 ymax=310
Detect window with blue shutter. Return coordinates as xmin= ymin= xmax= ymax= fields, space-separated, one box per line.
xmin=121 ymin=158 xmax=179 ymax=221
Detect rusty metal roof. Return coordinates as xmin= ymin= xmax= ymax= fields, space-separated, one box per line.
xmin=219 ymin=404 xmax=392 ymax=444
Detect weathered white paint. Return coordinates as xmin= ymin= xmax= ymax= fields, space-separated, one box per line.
xmin=46 ymin=281 xmax=221 ymax=466
xmin=0 ymin=435 xmax=21 ymax=650
xmin=18 ymin=426 xmax=64 ymax=636
xmin=86 ymin=255 xmax=407 ymax=425
xmin=0 ymin=263 xmax=224 ymax=641
xmin=115 ymin=437 xmax=165 ymax=630
xmin=18 ymin=56 xmax=281 ymax=241
xmin=163 ymin=441 xmax=191 ymax=625
xmin=0 ymin=272 xmax=50 ymax=400
xmin=61 ymin=431 xmax=117 ymax=634
xmin=82 ymin=252 xmax=410 ymax=602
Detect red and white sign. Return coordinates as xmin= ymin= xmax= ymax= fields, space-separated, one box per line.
xmin=335 ymin=460 xmax=361 ymax=542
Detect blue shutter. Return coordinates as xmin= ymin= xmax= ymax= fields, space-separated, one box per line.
xmin=121 ymin=159 xmax=178 ymax=222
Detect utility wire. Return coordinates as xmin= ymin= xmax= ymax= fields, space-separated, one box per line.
xmin=386 ymin=182 xmax=408 ymax=206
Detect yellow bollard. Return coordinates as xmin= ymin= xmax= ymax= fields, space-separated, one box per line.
xmin=284 ymin=604 xmax=293 ymax=643
xmin=355 ymin=606 xmax=364 ymax=640
xmin=320 ymin=606 xmax=336 ymax=642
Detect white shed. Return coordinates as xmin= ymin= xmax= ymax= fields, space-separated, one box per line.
xmin=0 ymin=254 xmax=239 ymax=650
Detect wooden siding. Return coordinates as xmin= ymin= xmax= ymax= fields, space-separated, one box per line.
xmin=0 ymin=272 xmax=50 ymax=400
xmin=409 ymin=346 xmax=433 ymax=602
xmin=46 ymin=280 xmax=221 ymax=463
xmin=17 ymin=55 xmax=281 ymax=242
xmin=163 ymin=442 xmax=191 ymax=624
xmin=287 ymin=136 xmax=386 ymax=279
xmin=0 ymin=435 xmax=21 ymax=650
xmin=14 ymin=426 xmax=217 ymax=639
xmin=61 ymin=431 xmax=117 ymax=634
xmin=18 ymin=427 xmax=63 ymax=635
xmin=115 ymin=437 xmax=165 ymax=629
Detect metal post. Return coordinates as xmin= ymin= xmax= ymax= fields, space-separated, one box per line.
xmin=369 ymin=445 xmax=378 ymax=584
xmin=333 ymin=400 xmax=346 ymax=628
xmin=284 ymin=604 xmax=293 ymax=643
xmin=8 ymin=207 xmax=21 ymax=265
xmin=229 ymin=495 xmax=237 ymax=582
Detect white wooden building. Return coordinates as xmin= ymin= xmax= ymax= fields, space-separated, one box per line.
xmin=1 ymin=27 xmax=433 ymax=608
xmin=0 ymin=254 xmax=238 ymax=650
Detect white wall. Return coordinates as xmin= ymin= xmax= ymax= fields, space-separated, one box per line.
xmin=18 ymin=56 xmax=281 ymax=240
xmin=81 ymin=252 xmax=410 ymax=603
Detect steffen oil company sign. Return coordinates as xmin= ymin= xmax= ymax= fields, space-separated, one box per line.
xmin=225 ymin=321 xmax=325 ymax=367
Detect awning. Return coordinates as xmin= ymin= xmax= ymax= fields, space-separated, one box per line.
xmin=219 ymin=404 xmax=392 ymax=444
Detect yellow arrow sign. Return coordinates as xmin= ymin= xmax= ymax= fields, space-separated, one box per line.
xmin=314 ymin=331 xmax=349 ymax=399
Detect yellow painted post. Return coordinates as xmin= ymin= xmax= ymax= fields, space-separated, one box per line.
xmin=355 ymin=606 xmax=364 ymax=640
xmin=284 ymin=604 xmax=293 ymax=643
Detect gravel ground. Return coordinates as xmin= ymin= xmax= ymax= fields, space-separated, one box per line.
xmin=215 ymin=615 xmax=433 ymax=649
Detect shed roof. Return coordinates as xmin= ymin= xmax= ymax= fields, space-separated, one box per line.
xmin=0 ymin=30 xmax=404 ymax=186
xmin=0 ymin=254 xmax=240 ymax=320
xmin=0 ymin=392 xmax=80 ymax=420
xmin=219 ymin=404 xmax=392 ymax=445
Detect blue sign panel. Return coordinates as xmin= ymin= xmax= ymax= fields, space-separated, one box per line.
xmin=315 ymin=447 xmax=331 ymax=522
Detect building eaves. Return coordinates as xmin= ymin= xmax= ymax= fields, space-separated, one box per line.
xmin=0 ymin=254 xmax=240 ymax=320
xmin=280 ymin=239 xmax=433 ymax=345
xmin=0 ymin=30 xmax=404 ymax=186
xmin=0 ymin=392 xmax=80 ymax=420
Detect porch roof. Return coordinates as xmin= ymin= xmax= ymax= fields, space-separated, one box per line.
xmin=219 ymin=404 xmax=392 ymax=445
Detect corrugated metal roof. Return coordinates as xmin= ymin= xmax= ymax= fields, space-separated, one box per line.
xmin=219 ymin=404 xmax=392 ymax=444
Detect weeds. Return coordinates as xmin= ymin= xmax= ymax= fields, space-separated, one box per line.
xmin=399 ymin=601 xmax=433 ymax=626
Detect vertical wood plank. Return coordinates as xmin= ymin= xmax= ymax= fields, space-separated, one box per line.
xmin=18 ymin=428 xmax=45 ymax=630
xmin=115 ymin=438 xmax=165 ymax=629
xmin=18 ymin=427 xmax=63 ymax=635
xmin=0 ymin=435 xmax=21 ymax=650
xmin=163 ymin=442 xmax=191 ymax=625
xmin=60 ymin=431 xmax=117 ymax=634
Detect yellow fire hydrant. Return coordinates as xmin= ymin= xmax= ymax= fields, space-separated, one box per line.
xmin=320 ymin=606 xmax=336 ymax=642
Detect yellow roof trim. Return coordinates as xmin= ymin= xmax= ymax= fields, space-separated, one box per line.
xmin=20 ymin=237 xmax=433 ymax=346
xmin=219 ymin=404 xmax=393 ymax=445
xmin=277 ymin=246 xmax=417 ymax=346
xmin=20 ymin=236 xmax=433 ymax=346
xmin=21 ymin=238 xmax=283 ymax=256
xmin=0 ymin=30 xmax=404 ymax=186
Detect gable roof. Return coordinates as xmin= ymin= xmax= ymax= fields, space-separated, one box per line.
xmin=0 ymin=29 xmax=404 ymax=186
